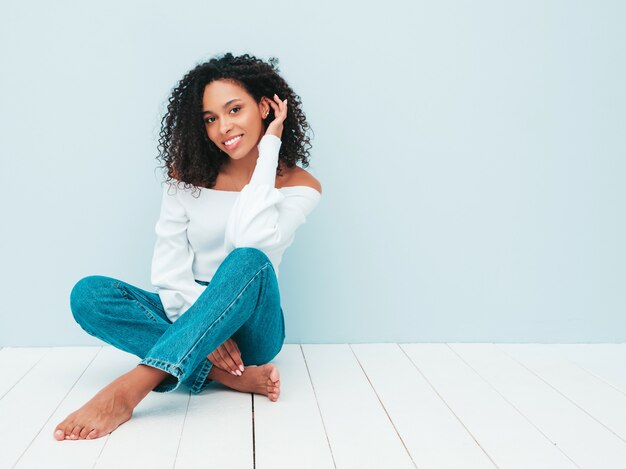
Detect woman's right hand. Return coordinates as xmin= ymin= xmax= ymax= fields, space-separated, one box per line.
xmin=208 ymin=338 xmax=245 ymax=376
xmin=264 ymin=94 xmax=288 ymax=140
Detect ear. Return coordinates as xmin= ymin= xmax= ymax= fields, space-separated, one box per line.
xmin=259 ymin=97 xmax=271 ymax=116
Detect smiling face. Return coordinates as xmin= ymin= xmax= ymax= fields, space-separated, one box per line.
xmin=202 ymin=79 xmax=269 ymax=162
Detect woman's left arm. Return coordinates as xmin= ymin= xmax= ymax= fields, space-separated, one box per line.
xmin=223 ymin=134 xmax=321 ymax=256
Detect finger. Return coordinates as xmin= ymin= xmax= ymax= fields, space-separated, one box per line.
xmin=228 ymin=337 xmax=239 ymax=351
xmin=273 ymin=93 xmax=287 ymax=104
xmin=225 ymin=339 xmax=244 ymax=371
xmin=273 ymin=94 xmax=286 ymax=108
xmin=225 ymin=338 xmax=239 ymax=354
xmin=222 ymin=341 xmax=242 ymax=374
xmin=267 ymin=99 xmax=285 ymax=121
xmin=229 ymin=340 xmax=245 ymax=371
xmin=233 ymin=340 xmax=241 ymax=357
xmin=214 ymin=347 xmax=231 ymax=372
xmin=210 ymin=350 xmax=229 ymax=372
xmin=216 ymin=346 xmax=240 ymax=375
xmin=273 ymin=95 xmax=288 ymax=115
xmin=207 ymin=352 xmax=226 ymax=371
xmin=279 ymin=98 xmax=288 ymax=117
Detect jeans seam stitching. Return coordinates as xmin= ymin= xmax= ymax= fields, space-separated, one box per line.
xmin=115 ymin=283 xmax=162 ymax=323
xmin=120 ymin=284 xmax=163 ymax=315
xmin=133 ymin=291 xmax=164 ymax=312
xmin=176 ymin=262 xmax=271 ymax=371
xmin=190 ymin=359 xmax=213 ymax=393
xmin=141 ymin=357 xmax=183 ymax=377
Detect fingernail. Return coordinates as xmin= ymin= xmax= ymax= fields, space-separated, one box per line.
xmin=239 ymin=365 xmax=244 ymax=372
xmin=230 ymin=371 xmax=237 ymax=376
xmin=236 ymin=370 xmax=242 ymax=376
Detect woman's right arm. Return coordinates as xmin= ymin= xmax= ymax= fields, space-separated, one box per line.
xmin=151 ymin=183 xmax=206 ymax=323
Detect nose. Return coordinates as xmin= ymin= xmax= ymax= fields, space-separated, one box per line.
xmin=219 ymin=115 xmax=234 ymax=136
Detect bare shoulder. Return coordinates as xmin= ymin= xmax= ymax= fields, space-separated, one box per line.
xmin=278 ymin=165 xmax=322 ymax=194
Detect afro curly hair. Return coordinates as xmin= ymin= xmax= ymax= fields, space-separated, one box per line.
xmin=155 ymin=52 xmax=314 ymax=198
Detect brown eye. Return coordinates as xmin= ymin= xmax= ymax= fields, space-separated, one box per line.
xmin=204 ymin=106 xmax=240 ymax=125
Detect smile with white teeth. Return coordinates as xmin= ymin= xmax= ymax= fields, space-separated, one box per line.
xmin=224 ymin=135 xmax=242 ymax=146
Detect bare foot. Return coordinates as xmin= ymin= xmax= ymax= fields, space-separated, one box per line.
xmin=52 ymin=365 xmax=168 ymax=441
xmin=209 ymin=364 xmax=281 ymax=401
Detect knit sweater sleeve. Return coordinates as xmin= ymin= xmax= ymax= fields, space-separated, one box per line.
xmin=224 ymin=134 xmax=321 ymax=262
xmin=150 ymin=183 xmax=206 ymax=323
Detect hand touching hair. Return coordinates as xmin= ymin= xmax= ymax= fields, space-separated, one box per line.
xmin=155 ymin=52 xmax=314 ymax=198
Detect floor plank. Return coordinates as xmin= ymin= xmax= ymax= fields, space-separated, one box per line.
xmin=302 ymin=344 xmax=415 ymax=469
xmin=0 ymin=347 xmax=50 ymax=399
xmin=401 ymin=344 xmax=578 ymax=469
xmin=174 ymin=375 xmax=253 ymax=468
xmin=451 ymin=343 xmax=626 ymax=469
xmin=2 ymin=347 xmax=100 ymax=469
xmin=3 ymin=344 xmax=626 ymax=469
xmin=92 ymin=353 xmax=191 ymax=469
xmin=547 ymin=344 xmax=626 ymax=395
xmin=15 ymin=347 xmax=136 ymax=469
xmin=352 ymin=343 xmax=495 ymax=469
xmin=498 ymin=344 xmax=626 ymax=441
xmin=254 ymin=345 xmax=334 ymax=469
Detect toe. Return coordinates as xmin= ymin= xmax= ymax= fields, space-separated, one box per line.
xmin=267 ymin=383 xmax=280 ymax=400
xmin=86 ymin=429 xmax=99 ymax=440
xmin=79 ymin=426 xmax=92 ymax=439
xmin=55 ymin=418 xmax=74 ymax=440
xmin=269 ymin=366 xmax=280 ymax=382
xmin=70 ymin=425 xmax=82 ymax=440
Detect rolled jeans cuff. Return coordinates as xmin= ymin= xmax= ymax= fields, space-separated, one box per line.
xmin=139 ymin=356 xmax=215 ymax=394
xmin=139 ymin=357 xmax=184 ymax=393
xmin=189 ymin=358 xmax=214 ymax=395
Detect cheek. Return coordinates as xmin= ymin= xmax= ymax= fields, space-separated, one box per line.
xmin=206 ymin=127 xmax=218 ymax=144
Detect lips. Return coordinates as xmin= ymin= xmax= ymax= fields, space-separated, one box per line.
xmin=223 ymin=134 xmax=243 ymax=149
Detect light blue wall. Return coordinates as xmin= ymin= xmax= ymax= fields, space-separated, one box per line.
xmin=1 ymin=1 xmax=624 ymax=345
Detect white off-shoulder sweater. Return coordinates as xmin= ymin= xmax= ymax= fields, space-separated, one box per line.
xmin=150 ymin=134 xmax=322 ymax=323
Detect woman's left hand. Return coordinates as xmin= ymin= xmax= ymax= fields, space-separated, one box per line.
xmin=264 ymin=93 xmax=288 ymax=140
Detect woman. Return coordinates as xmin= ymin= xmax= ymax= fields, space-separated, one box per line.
xmin=53 ymin=52 xmax=322 ymax=441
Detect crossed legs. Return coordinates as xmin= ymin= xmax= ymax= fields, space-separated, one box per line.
xmin=53 ymin=248 xmax=284 ymax=441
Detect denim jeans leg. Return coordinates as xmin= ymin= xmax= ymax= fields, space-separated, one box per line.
xmin=70 ymin=275 xmax=212 ymax=392
xmin=70 ymin=275 xmax=173 ymax=359
xmin=139 ymin=247 xmax=285 ymax=395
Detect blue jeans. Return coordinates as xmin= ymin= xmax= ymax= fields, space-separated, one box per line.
xmin=69 ymin=247 xmax=285 ymax=395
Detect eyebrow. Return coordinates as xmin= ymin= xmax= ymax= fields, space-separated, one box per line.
xmin=202 ymin=98 xmax=243 ymax=115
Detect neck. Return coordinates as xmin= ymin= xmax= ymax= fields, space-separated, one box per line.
xmin=221 ymin=146 xmax=259 ymax=181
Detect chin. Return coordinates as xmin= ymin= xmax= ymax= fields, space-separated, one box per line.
xmin=233 ymin=145 xmax=255 ymax=158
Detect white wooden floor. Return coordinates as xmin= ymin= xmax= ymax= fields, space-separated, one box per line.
xmin=2 ymin=344 xmax=626 ymax=469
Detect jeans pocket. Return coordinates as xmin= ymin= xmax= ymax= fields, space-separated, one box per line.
xmin=115 ymin=283 xmax=164 ymax=324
